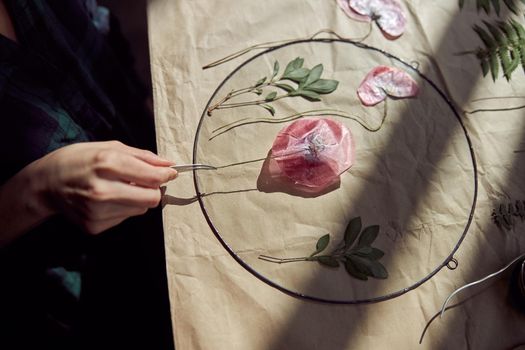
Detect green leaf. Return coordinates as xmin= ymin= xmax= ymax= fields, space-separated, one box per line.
xmin=480 ymin=58 xmax=490 ymax=76
xmin=488 ymin=51 xmax=500 ymax=81
xmin=344 ymin=259 xmax=368 ymax=280
xmin=368 ymin=260 xmax=388 ymax=279
xmin=317 ymin=256 xmax=340 ymax=268
xmin=347 ymin=256 xmax=371 ymax=278
xmin=283 ymin=57 xmax=304 ymax=77
xmin=503 ymin=0 xmax=519 ymax=14
xmin=293 ymin=57 xmax=304 ymax=69
xmin=260 ymin=104 xmax=275 ymax=116
xmin=511 ymin=19 xmax=525 ymax=40
xmin=474 ymin=25 xmax=496 ymax=49
xmin=310 ymin=234 xmax=330 ymax=257
xmin=353 ymin=247 xmax=385 ymax=260
xmin=302 ymin=64 xmax=323 ymax=87
xmin=344 ymin=217 xmax=362 ymax=249
xmin=353 ymin=246 xmax=373 ymax=255
xmin=265 ymin=91 xmax=277 ymax=101
xmin=484 ymin=21 xmax=507 ymax=47
xmin=358 ymin=225 xmax=380 ymax=247
xmin=254 ymin=77 xmax=267 ymax=87
xmin=274 ymin=83 xmax=295 ymax=92
xmin=368 ymin=248 xmax=385 ymax=260
xmin=304 ymin=79 xmax=339 ymax=94
xmin=479 ymin=0 xmax=491 ymax=13
xmin=272 ymin=61 xmax=279 ymax=79
xmin=283 ymin=68 xmax=310 ymax=81
xmin=290 ymin=89 xmax=321 ymax=101
xmin=490 ymin=0 xmax=501 ymax=14
xmin=253 ymin=88 xmax=263 ymax=96
xmin=348 ymin=256 xmax=388 ymax=279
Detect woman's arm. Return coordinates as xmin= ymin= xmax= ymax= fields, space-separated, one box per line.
xmin=0 ymin=141 xmax=177 ymax=247
xmin=0 ymin=0 xmax=17 ymax=42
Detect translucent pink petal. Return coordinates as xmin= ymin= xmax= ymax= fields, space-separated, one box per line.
xmin=357 ymin=65 xmax=419 ymax=106
xmin=271 ymin=118 xmax=355 ymax=189
xmin=349 ymin=0 xmax=406 ymax=38
xmin=336 ymin=0 xmax=371 ymax=22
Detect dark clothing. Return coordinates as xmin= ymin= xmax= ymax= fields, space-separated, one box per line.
xmin=0 ymin=1 xmax=173 ymax=349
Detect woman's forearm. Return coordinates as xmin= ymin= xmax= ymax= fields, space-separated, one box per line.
xmin=0 ymin=141 xmax=177 ymax=247
xmin=0 ymin=160 xmax=54 ymax=247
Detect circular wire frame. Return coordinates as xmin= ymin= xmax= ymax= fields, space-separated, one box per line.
xmin=192 ymin=38 xmax=478 ymax=304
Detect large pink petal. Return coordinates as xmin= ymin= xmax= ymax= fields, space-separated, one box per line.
xmin=271 ymin=118 xmax=355 ymax=189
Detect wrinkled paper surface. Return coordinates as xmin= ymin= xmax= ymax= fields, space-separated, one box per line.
xmin=148 ymin=0 xmax=525 ymax=348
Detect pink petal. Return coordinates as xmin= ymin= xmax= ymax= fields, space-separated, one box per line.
xmin=374 ymin=0 xmax=406 ymax=38
xmin=357 ymin=65 xmax=419 ymax=106
xmin=336 ymin=0 xmax=372 ymax=22
xmin=271 ymin=118 xmax=355 ymax=189
xmin=349 ymin=0 xmax=406 ymax=38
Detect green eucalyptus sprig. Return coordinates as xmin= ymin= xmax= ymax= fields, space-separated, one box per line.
xmin=259 ymin=217 xmax=388 ymax=281
xmin=207 ymin=57 xmax=339 ymax=116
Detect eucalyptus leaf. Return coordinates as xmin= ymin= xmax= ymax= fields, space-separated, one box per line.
xmin=254 ymin=77 xmax=267 ymax=87
xmin=274 ymin=83 xmax=295 ymax=92
xmin=367 ymin=248 xmax=385 ymax=260
xmin=303 ymin=64 xmax=323 ymax=87
xmin=265 ymin=91 xmax=277 ymax=101
xmin=290 ymin=89 xmax=321 ymax=101
xmin=283 ymin=57 xmax=303 ymax=77
xmin=272 ymin=61 xmax=280 ymax=79
xmin=354 ymin=246 xmax=373 ymax=255
xmin=260 ymin=104 xmax=275 ymax=116
xmin=358 ymin=225 xmax=380 ymax=247
xmin=368 ymin=261 xmax=388 ymax=279
xmin=344 ymin=217 xmax=362 ymax=249
xmin=283 ymin=68 xmax=310 ymax=81
xmin=317 ymin=256 xmax=340 ymax=268
xmin=304 ymin=79 xmax=339 ymax=94
xmin=344 ymin=260 xmax=368 ymax=280
xmin=347 ymin=256 xmax=371 ymax=278
xmin=310 ymin=234 xmax=330 ymax=257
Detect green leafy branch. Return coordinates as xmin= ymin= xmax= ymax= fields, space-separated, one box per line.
xmin=468 ymin=19 xmax=525 ymax=81
xmin=207 ymin=57 xmax=339 ymax=116
xmin=492 ymin=200 xmax=525 ymax=230
xmin=259 ymin=217 xmax=388 ymax=281
xmin=459 ymin=0 xmax=525 ymax=15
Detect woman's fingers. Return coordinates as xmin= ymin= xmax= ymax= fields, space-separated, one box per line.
xmin=90 ymin=179 xmax=163 ymax=208
xmin=111 ymin=141 xmax=175 ymax=166
xmin=94 ymin=150 xmax=178 ymax=187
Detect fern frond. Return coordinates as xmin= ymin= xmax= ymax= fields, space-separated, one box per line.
xmin=492 ymin=200 xmax=525 ymax=230
xmin=460 ymin=0 xmax=524 ymax=15
xmin=473 ymin=18 xmax=525 ymax=81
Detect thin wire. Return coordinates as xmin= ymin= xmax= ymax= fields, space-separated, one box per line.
xmin=192 ymin=38 xmax=478 ymax=304
xmin=209 ymin=102 xmax=388 ymax=141
xmin=440 ymin=253 xmax=525 ymax=318
xmin=202 ymin=28 xmax=372 ymax=69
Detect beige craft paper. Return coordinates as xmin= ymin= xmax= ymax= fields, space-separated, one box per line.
xmin=148 ymin=0 xmax=525 ymax=349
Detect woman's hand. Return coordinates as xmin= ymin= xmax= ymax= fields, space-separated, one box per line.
xmin=0 ymin=141 xmax=177 ymax=246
